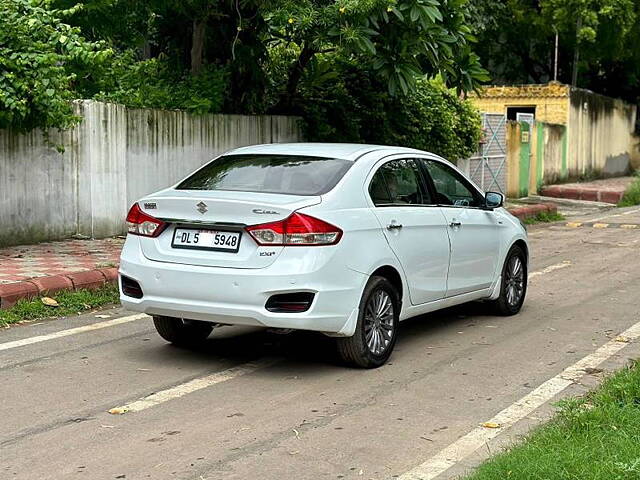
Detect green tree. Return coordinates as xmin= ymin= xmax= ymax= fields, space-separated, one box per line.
xmin=300 ymin=58 xmax=481 ymax=160
xmin=0 ymin=0 xmax=111 ymax=131
xmin=265 ymin=0 xmax=488 ymax=111
xmin=469 ymin=0 xmax=640 ymax=102
xmin=542 ymin=0 xmax=636 ymax=86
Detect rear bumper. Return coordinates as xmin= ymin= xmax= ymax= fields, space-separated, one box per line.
xmin=118 ymin=236 xmax=365 ymax=335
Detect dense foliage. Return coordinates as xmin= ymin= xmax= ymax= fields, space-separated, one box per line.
xmin=89 ymin=55 xmax=228 ymax=114
xmin=300 ymin=60 xmax=481 ymax=160
xmin=1 ymin=0 xmax=486 ymax=144
xmin=0 ymin=0 xmax=111 ymax=130
xmin=3 ymin=0 xmax=639 ymax=143
xmin=264 ymin=0 xmax=488 ymax=111
xmin=469 ymin=0 xmax=640 ymax=103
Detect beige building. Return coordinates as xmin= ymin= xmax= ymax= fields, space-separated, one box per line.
xmin=470 ymin=82 xmax=639 ymax=188
xmin=470 ymin=82 xmax=570 ymax=125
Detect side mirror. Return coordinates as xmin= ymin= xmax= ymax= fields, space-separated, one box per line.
xmin=484 ymin=192 xmax=504 ymax=210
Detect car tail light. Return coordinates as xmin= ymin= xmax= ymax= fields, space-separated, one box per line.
xmin=246 ymin=212 xmax=342 ymax=246
xmin=126 ymin=203 xmax=167 ymax=237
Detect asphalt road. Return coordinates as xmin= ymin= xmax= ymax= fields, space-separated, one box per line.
xmin=2 ymin=207 xmax=640 ymax=480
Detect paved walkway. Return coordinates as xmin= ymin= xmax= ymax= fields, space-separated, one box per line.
xmin=0 ymin=238 xmax=123 ymax=285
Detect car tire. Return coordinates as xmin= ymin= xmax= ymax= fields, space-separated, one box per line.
xmin=336 ymin=276 xmax=400 ymax=368
xmin=491 ymin=245 xmax=527 ymax=316
xmin=153 ymin=316 xmax=214 ymax=346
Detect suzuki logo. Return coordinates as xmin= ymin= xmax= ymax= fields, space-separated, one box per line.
xmin=196 ymin=201 xmax=208 ymax=214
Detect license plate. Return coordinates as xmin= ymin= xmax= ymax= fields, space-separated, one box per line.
xmin=171 ymin=228 xmax=241 ymax=252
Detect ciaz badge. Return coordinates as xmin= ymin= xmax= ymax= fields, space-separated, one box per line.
xmin=253 ymin=208 xmax=280 ymax=215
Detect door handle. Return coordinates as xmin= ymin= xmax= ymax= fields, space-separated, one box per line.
xmin=449 ymin=221 xmax=461 ymax=228
xmin=387 ymin=223 xmax=403 ymax=230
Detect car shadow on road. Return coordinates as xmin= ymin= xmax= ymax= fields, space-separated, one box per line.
xmin=151 ymin=301 xmax=505 ymax=370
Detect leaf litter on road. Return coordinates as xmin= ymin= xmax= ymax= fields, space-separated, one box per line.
xmin=41 ymin=297 xmax=59 ymax=307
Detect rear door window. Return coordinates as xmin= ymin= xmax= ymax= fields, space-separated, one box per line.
xmin=368 ymin=159 xmax=430 ymax=206
xmin=177 ymin=154 xmax=353 ymax=196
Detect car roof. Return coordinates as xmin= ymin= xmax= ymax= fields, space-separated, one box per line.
xmin=227 ymin=143 xmax=426 ymax=161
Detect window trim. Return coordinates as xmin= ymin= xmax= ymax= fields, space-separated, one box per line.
xmin=366 ymin=158 xmax=434 ymax=208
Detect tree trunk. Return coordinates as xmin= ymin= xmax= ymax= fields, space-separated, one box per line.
xmin=191 ymin=19 xmax=206 ymax=75
xmin=272 ymin=44 xmax=316 ymax=112
xmin=141 ymin=38 xmax=152 ymax=60
xmin=572 ymin=17 xmax=582 ymax=86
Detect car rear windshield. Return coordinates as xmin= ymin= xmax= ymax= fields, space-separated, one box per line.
xmin=176 ymin=154 xmax=353 ymax=196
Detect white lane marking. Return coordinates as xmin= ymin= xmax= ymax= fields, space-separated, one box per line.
xmin=397 ymin=320 xmax=640 ymax=480
xmin=587 ymin=207 xmax=640 ymax=224
xmin=622 ymin=208 xmax=640 ymax=215
xmin=0 ymin=314 xmax=148 ymax=352
xmin=529 ymin=260 xmax=571 ymax=279
xmin=109 ymin=357 xmax=280 ymax=414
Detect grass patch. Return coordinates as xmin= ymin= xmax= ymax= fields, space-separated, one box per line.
xmin=466 ymin=361 xmax=640 ymax=480
xmin=523 ymin=211 xmax=565 ymax=225
xmin=618 ymin=173 xmax=640 ymax=207
xmin=0 ymin=283 xmax=120 ymax=327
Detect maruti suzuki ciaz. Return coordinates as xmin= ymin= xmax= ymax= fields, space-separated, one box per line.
xmin=119 ymin=143 xmax=528 ymax=368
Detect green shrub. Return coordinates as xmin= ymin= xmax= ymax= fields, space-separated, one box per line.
xmin=0 ymin=0 xmax=111 ymax=131
xmin=298 ymin=59 xmax=481 ymax=162
xmin=618 ymin=172 xmax=640 ymax=207
xmin=381 ymin=78 xmax=482 ymax=161
xmin=87 ymin=52 xmax=228 ymax=114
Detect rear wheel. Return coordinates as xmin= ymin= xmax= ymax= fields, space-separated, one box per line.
xmin=491 ymin=245 xmax=527 ymax=315
xmin=337 ymin=276 xmax=399 ymax=368
xmin=153 ymin=316 xmax=214 ymax=346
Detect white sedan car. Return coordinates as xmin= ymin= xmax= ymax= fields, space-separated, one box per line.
xmin=120 ymin=143 xmax=528 ymax=368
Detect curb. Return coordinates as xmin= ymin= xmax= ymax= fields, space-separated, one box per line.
xmin=0 ymin=267 xmax=118 ymax=309
xmin=540 ymin=185 xmax=623 ymax=205
xmin=508 ymin=203 xmax=558 ymax=220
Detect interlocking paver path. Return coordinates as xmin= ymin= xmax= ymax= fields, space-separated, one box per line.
xmin=0 ymin=238 xmax=123 ymax=284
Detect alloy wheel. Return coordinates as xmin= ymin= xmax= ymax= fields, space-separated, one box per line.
xmin=364 ymin=289 xmax=395 ymax=356
xmin=505 ymin=255 xmax=525 ymax=307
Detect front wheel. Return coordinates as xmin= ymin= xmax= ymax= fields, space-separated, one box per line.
xmin=153 ymin=316 xmax=214 ymax=346
xmin=336 ymin=276 xmax=400 ymax=368
xmin=491 ymin=245 xmax=527 ymax=316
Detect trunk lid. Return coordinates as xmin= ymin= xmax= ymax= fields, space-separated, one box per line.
xmin=137 ymin=189 xmax=321 ymax=268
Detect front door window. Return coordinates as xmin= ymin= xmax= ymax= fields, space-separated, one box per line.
xmin=422 ymin=160 xmax=480 ymax=208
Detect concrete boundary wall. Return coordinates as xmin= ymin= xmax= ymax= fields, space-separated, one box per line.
xmin=0 ymin=101 xmax=302 ymax=247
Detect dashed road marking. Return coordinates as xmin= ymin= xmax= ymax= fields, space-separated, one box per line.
xmin=108 ymin=358 xmax=280 ymax=414
xmin=564 ymin=222 xmax=640 ymax=229
xmin=0 ymin=314 xmax=148 ymax=352
xmin=529 ymin=261 xmax=571 ymax=279
xmin=587 ymin=207 xmax=640 ymax=224
xmin=396 ymin=320 xmax=640 ymax=480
